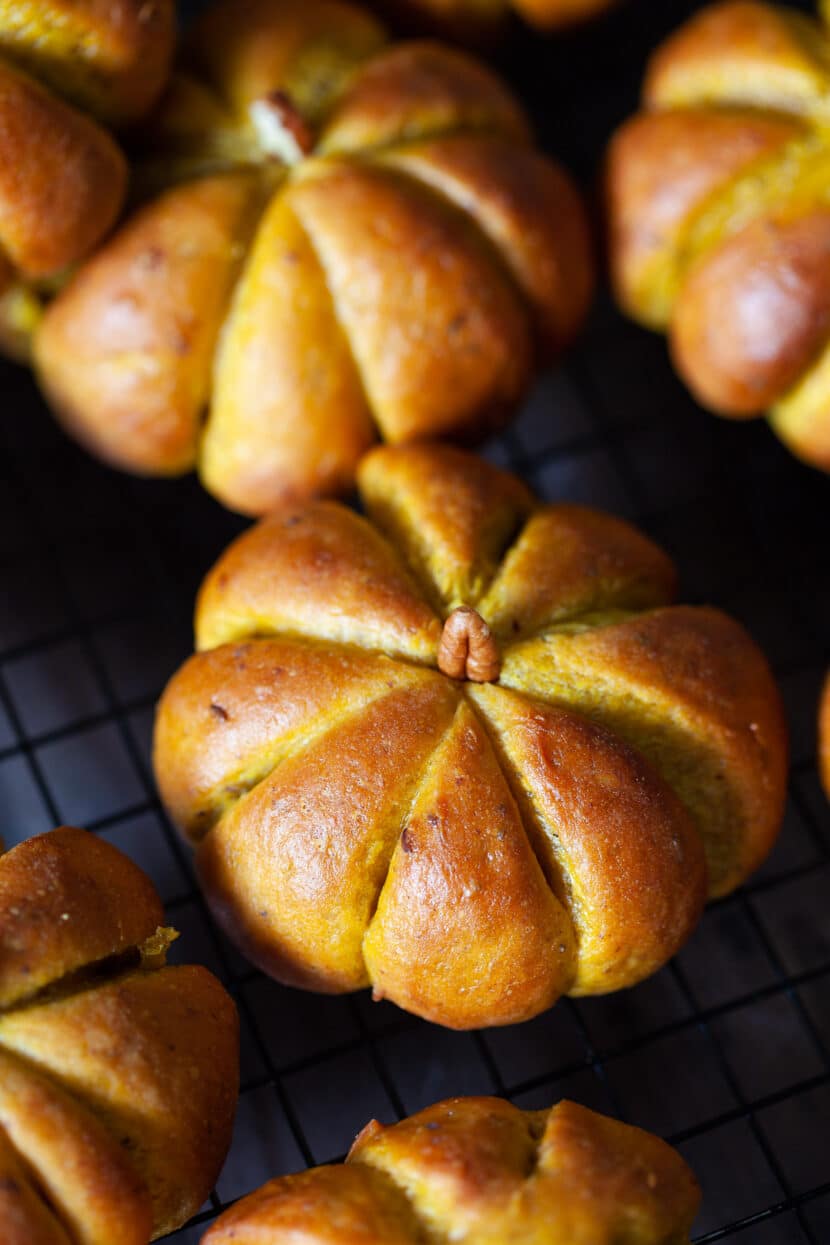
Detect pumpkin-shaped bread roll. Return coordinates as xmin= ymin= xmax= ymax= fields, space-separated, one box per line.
xmin=0 ymin=0 xmax=175 ymax=361
xmin=202 ymin=1096 xmax=700 ymax=1243
xmin=607 ymin=0 xmax=830 ymax=472
xmin=34 ymin=0 xmax=593 ymax=515
xmin=0 ymin=826 xmax=238 ymax=1244
xmin=154 ymin=444 xmax=787 ymax=1030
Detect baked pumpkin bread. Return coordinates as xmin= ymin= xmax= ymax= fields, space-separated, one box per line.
xmin=154 ymin=443 xmax=787 ymax=1030
xmin=202 ymin=1096 xmax=701 ymax=1244
xmin=0 ymin=0 xmax=175 ymax=362
xmin=34 ymin=0 xmax=593 ymax=516
xmin=0 ymin=826 xmax=238 ymax=1244
xmin=606 ymin=0 xmax=830 ymax=472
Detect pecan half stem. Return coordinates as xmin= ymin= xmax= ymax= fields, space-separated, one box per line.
xmin=249 ymin=91 xmax=314 ymax=165
xmin=437 ymin=606 xmax=501 ymax=683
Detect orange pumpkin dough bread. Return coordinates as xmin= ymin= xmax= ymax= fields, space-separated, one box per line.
xmin=0 ymin=0 xmax=175 ymax=361
xmin=0 ymin=826 xmax=238 ymax=1244
xmin=154 ymin=443 xmax=787 ymax=1030
xmin=607 ymin=0 xmax=830 ymax=472
xmin=202 ymin=1095 xmax=700 ymax=1244
xmin=34 ymin=0 xmax=593 ymax=515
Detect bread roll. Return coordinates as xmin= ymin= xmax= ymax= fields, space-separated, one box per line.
xmin=0 ymin=0 xmax=175 ymax=360
xmin=0 ymin=826 xmax=238 ymax=1243
xmin=154 ymin=443 xmax=787 ymax=1029
xmin=35 ymin=0 xmax=592 ymax=513
xmin=607 ymin=0 xmax=830 ymax=471
xmin=202 ymin=1095 xmax=700 ymax=1244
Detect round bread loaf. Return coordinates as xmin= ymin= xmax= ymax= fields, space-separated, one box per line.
xmin=607 ymin=0 xmax=830 ymax=472
xmin=154 ymin=443 xmax=787 ymax=1029
xmin=0 ymin=826 xmax=238 ymax=1244
xmin=0 ymin=0 xmax=175 ymax=360
xmin=34 ymin=0 xmax=593 ymax=515
xmin=202 ymin=1095 xmax=700 ymax=1244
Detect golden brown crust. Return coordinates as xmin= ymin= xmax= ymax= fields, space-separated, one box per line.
xmin=319 ymin=41 xmax=530 ymax=154
xmin=202 ymin=1096 xmax=700 ymax=1243
xmin=35 ymin=0 xmax=592 ymax=513
xmin=0 ymin=828 xmax=239 ymax=1244
xmin=606 ymin=108 xmax=801 ymax=328
xmin=643 ymin=0 xmax=829 ymax=113
xmin=36 ymin=173 xmax=267 ymax=477
xmin=200 ymin=188 xmax=377 ymax=515
xmin=0 ymin=1048 xmax=151 ymax=1245
xmin=379 ymin=136 xmax=594 ymax=360
xmin=606 ymin=0 xmax=830 ymax=467
xmin=203 ymin=1163 xmax=422 ymax=1244
xmin=194 ymin=500 xmax=442 ymax=658
xmin=154 ymin=444 xmax=786 ymax=1029
xmin=358 ymin=442 xmax=535 ymax=609
xmin=0 ymin=0 xmax=175 ymax=125
xmin=501 ymin=606 xmax=788 ymax=897
xmin=672 ymin=207 xmax=830 ymax=414
xmin=362 ymin=699 xmax=578 ymax=1026
xmin=197 ymin=677 xmax=461 ymax=993
xmin=0 ymin=1 xmax=174 ymax=358
xmin=0 ymin=966 xmax=239 ymax=1238
xmin=0 ymin=1120 xmax=75 ymax=1245
xmin=469 ymin=684 xmax=707 ymax=995
xmin=154 ymin=637 xmax=437 ymax=841
xmin=0 ymin=825 xmax=163 ymax=1009
xmin=185 ymin=0 xmax=386 ymax=122
xmin=0 ymin=58 xmax=127 ymax=279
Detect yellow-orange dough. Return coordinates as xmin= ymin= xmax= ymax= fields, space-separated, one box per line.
xmin=35 ymin=0 xmax=593 ymax=514
xmin=202 ymin=1096 xmax=700 ymax=1244
xmin=0 ymin=826 xmax=238 ymax=1243
xmin=154 ymin=443 xmax=787 ymax=1030
xmin=0 ymin=0 xmax=175 ymax=360
xmin=607 ymin=0 xmax=830 ymax=471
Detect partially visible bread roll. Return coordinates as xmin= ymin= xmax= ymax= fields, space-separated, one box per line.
xmin=35 ymin=0 xmax=592 ymax=513
xmin=0 ymin=826 xmax=238 ymax=1244
xmin=606 ymin=0 xmax=830 ymax=471
xmin=202 ymin=1095 xmax=700 ymax=1243
xmin=0 ymin=0 xmax=175 ymax=360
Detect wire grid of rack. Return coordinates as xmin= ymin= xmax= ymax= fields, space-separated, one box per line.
xmin=1 ymin=0 xmax=829 ymax=1239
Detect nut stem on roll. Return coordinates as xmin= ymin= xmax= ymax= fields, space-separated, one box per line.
xmin=249 ymin=91 xmax=314 ymax=164
xmin=437 ymin=605 xmax=501 ymax=682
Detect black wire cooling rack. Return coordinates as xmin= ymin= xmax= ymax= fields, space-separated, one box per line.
xmin=1 ymin=0 xmax=829 ymax=1239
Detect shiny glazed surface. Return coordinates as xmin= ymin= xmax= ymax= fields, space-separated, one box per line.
xmin=0 ymin=827 xmax=239 ymax=1244
xmin=607 ymin=0 xmax=830 ymax=471
xmin=202 ymin=1095 xmax=700 ymax=1244
xmin=35 ymin=0 xmax=593 ymax=513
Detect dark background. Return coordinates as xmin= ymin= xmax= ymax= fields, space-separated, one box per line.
xmin=0 ymin=0 xmax=828 ymax=1239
